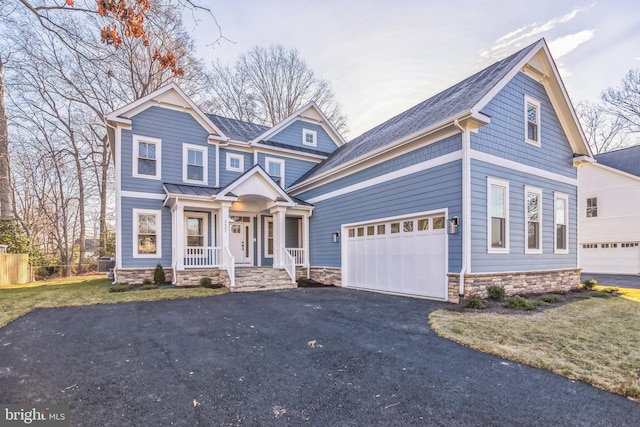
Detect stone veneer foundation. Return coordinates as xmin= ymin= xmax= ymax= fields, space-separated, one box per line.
xmin=309 ymin=266 xmax=342 ymax=286
xmin=116 ymin=268 xmax=173 ymax=285
xmin=447 ymin=268 xmax=581 ymax=304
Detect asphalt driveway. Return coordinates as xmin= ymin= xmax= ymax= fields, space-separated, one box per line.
xmin=1 ymin=288 xmax=639 ymax=426
xmin=581 ymin=273 xmax=640 ymax=289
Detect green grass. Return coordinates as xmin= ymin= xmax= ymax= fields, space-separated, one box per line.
xmin=430 ymin=293 xmax=640 ymax=400
xmin=0 ymin=275 xmax=228 ymax=328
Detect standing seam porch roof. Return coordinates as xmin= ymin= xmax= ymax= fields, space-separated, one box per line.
xmin=293 ymin=40 xmax=541 ymax=185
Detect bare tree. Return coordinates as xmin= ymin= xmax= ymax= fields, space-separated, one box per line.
xmin=602 ymin=69 xmax=640 ymax=136
xmin=576 ymin=101 xmax=626 ymax=154
xmin=208 ymin=45 xmax=348 ymax=133
xmin=0 ymin=55 xmax=12 ymax=218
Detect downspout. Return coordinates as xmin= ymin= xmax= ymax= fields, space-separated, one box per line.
xmin=453 ymin=119 xmax=471 ymax=300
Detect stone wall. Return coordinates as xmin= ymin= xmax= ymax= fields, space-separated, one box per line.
xmin=116 ymin=268 xmax=173 ymax=285
xmin=447 ymin=275 xmax=460 ymax=304
xmin=309 ymin=266 xmax=342 ymax=286
xmin=175 ymin=269 xmax=222 ymax=287
xmin=448 ymin=269 xmax=581 ymax=302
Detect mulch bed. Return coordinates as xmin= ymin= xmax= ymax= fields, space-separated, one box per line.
xmin=447 ymin=287 xmax=619 ymax=315
xmin=297 ymin=279 xmax=335 ymax=288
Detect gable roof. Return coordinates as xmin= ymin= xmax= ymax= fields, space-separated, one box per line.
xmin=595 ymin=145 xmax=640 ymax=177
xmin=207 ymin=114 xmax=269 ymax=142
xmin=291 ymin=39 xmax=591 ymax=190
xmin=250 ymin=102 xmax=346 ymax=147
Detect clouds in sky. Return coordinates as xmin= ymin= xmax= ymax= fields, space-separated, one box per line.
xmin=479 ymin=5 xmax=594 ymax=60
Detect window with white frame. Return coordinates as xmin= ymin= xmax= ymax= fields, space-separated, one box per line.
xmin=302 ymin=129 xmax=317 ymax=147
xmin=524 ymin=95 xmax=541 ymax=146
xmin=186 ymin=213 xmax=207 ymax=247
xmin=133 ymin=135 xmax=161 ymax=179
xmin=586 ymin=197 xmax=597 ymax=218
xmin=226 ymin=153 xmax=244 ymax=172
xmin=183 ymin=144 xmax=207 ymax=184
xmin=266 ymin=157 xmax=285 ymax=187
xmin=487 ymin=178 xmax=509 ymax=252
xmin=265 ymin=217 xmax=274 ymax=258
xmin=133 ymin=209 xmax=161 ymax=257
xmin=555 ymin=193 xmax=568 ymax=253
xmin=525 ymin=186 xmax=542 ymax=253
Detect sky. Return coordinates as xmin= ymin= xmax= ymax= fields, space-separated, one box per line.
xmin=185 ymin=1 xmax=640 ymax=138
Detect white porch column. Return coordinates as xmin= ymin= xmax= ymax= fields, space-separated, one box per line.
xmin=176 ymin=203 xmax=185 ymax=270
xmin=270 ymin=206 xmax=287 ymax=268
xmin=220 ymin=202 xmax=231 ymax=250
xmin=303 ymin=212 xmax=310 ymax=268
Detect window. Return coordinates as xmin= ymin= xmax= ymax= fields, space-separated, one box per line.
xmin=133 ymin=135 xmax=161 ymax=179
xmin=586 ymin=197 xmax=597 ymax=218
xmin=524 ymin=95 xmax=541 ymax=146
xmin=390 ymin=223 xmax=400 ymax=233
xmin=265 ymin=218 xmax=274 ymax=257
xmin=183 ymin=144 xmax=207 ymax=184
xmin=417 ymin=219 xmax=429 ymax=231
xmin=302 ymin=129 xmax=317 ymax=147
xmin=403 ymin=221 xmax=414 ymax=232
xmin=266 ymin=157 xmax=285 ymax=187
xmin=186 ymin=214 xmax=207 ymax=247
xmin=432 ymin=217 xmax=445 ymax=230
xmin=555 ymin=193 xmax=569 ymax=253
xmin=367 ymin=226 xmax=375 ymax=236
xmin=487 ymin=178 xmax=509 ymax=253
xmin=133 ymin=209 xmax=161 ymax=258
xmin=348 ymin=228 xmax=355 ymax=238
xmin=226 ymin=153 xmax=244 ymax=172
xmin=525 ymin=186 xmax=542 ymax=253
xmin=377 ymin=224 xmax=385 ymax=235
xmin=357 ymin=227 xmax=364 ymax=237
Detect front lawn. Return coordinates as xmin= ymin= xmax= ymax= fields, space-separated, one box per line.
xmin=430 ymin=288 xmax=640 ymax=400
xmin=0 ymin=275 xmax=228 ymax=328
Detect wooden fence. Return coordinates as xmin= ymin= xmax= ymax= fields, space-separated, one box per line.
xmin=0 ymin=253 xmax=30 ymax=285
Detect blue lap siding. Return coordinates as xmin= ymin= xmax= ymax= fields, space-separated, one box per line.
xmin=270 ymin=120 xmax=338 ymax=154
xmin=120 ymin=197 xmax=172 ymax=268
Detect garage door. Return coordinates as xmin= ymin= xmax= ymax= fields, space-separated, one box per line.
xmin=580 ymin=242 xmax=640 ymax=274
xmin=343 ymin=212 xmax=447 ymax=300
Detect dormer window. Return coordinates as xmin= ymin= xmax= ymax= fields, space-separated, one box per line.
xmin=524 ymin=95 xmax=540 ymax=146
xmin=302 ymin=129 xmax=317 ymax=147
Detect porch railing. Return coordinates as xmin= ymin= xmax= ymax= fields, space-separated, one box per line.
xmin=281 ymin=247 xmax=296 ymax=284
xmin=184 ymin=247 xmax=220 ymax=268
xmin=223 ymin=246 xmax=235 ymax=288
xmin=285 ymin=248 xmax=305 ymax=266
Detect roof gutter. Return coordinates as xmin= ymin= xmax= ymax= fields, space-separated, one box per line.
xmin=453 ymin=119 xmax=471 ymax=301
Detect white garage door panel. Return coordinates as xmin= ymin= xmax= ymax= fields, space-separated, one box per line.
xmin=344 ymin=213 xmax=447 ymax=300
xmin=580 ymin=245 xmax=640 ymax=275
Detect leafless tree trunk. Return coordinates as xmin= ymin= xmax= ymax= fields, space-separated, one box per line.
xmin=0 ymin=55 xmax=13 ymax=218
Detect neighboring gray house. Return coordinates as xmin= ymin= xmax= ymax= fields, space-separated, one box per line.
xmin=107 ymin=38 xmax=593 ymax=302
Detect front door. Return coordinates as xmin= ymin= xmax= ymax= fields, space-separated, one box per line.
xmin=230 ymin=216 xmax=252 ymax=265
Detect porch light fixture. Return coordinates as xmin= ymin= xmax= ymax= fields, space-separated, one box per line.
xmin=449 ymin=216 xmax=459 ymax=235
xmin=332 ymin=231 xmax=340 ymax=243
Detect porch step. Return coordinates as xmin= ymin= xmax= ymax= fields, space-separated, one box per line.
xmin=232 ymin=267 xmax=296 ymax=292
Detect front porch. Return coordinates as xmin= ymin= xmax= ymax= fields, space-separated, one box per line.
xmin=163 ymin=166 xmax=313 ymax=289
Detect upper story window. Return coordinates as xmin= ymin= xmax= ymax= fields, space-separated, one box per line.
xmin=524 ymin=95 xmax=541 ymax=146
xmin=555 ymin=192 xmax=569 ymax=253
xmin=133 ymin=135 xmax=161 ymax=180
xmin=525 ymin=186 xmax=542 ymax=254
xmin=302 ymin=129 xmax=317 ymax=147
xmin=487 ymin=177 xmax=509 ymax=253
xmin=183 ymin=143 xmax=208 ymax=184
xmin=133 ymin=209 xmax=161 ymax=258
xmin=586 ymin=197 xmax=597 ymax=218
xmin=266 ymin=157 xmax=285 ymax=187
xmin=226 ymin=153 xmax=244 ymax=173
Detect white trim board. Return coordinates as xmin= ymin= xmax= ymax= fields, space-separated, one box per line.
xmin=470 ymin=150 xmax=577 ymax=186
xmin=305 ymin=150 xmax=463 ymax=204
xmin=121 ymin=191 xmax=166 ymax=200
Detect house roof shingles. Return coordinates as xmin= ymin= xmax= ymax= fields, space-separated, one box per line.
xmin=294 ymin=40 xmax=540 ymax=185
xmin=595 ymin=145 xmax=640 ymax=177
xmin=207 ymin=114 xmax=269 ymax=142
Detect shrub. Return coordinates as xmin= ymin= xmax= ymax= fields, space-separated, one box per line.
xmin=141 ymin=284 xmax=158 ymax=290
xmin=142 ymin=278 xmax=153 ymax=286
xmin=505 ymin=295 xmax=538 ymax=310
xmin=582 ymin=278 xmax=598 ymax=290
xmin=109 ymin=283 xmax=131 ymax=293
xmin=154 ymin=264 xmax=166 ymax=285
xmin=200 ymin=277 xmax=213 ymax=288
xmin=590 ymin=290 xmax=610 ymax=298
xmin=487 ymin=285 xmax=506 ymax=301
xmin=464 ymin=295 xmax=485 ymax=309
xmin=539 ymin=294 xmax=562 ymax=304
